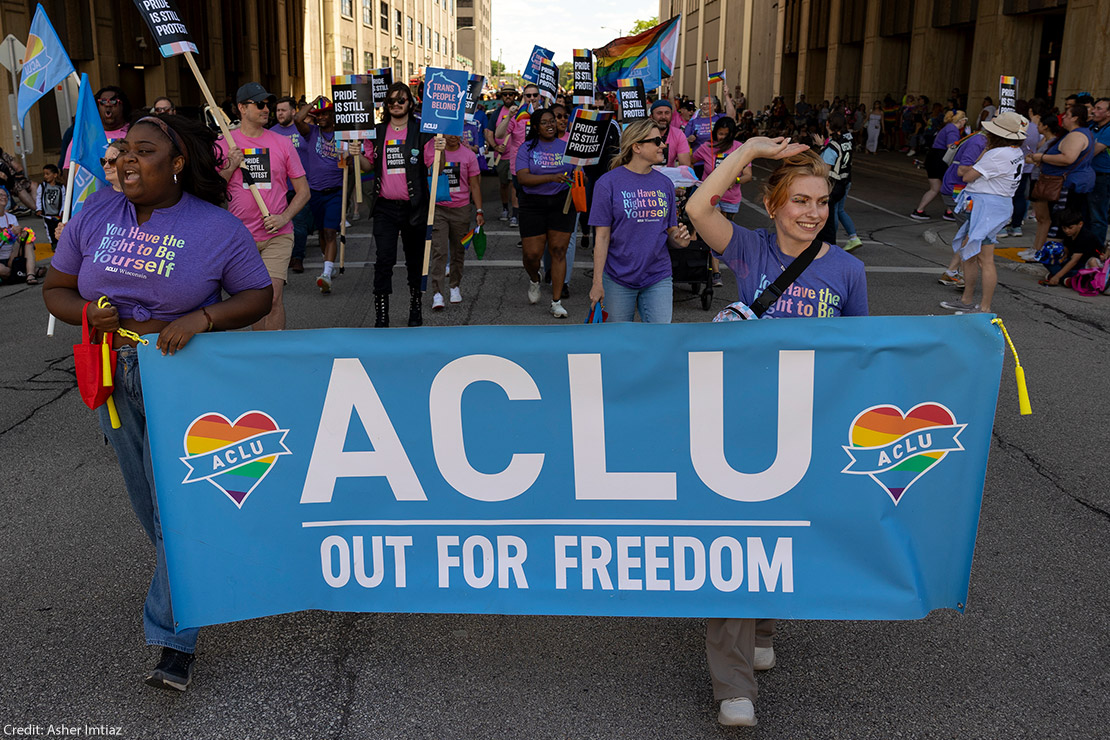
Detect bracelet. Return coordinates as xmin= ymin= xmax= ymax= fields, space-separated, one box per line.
xmin=475 ymin=208 xmax=483 ymax=213
xmin=201 ymin=306 xmax=214 ymax=332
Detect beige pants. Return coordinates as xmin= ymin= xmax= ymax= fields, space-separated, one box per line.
xmin=705 ymin=618 xmax=777 ymax=701
xmin=430 ymin=203 xmax=472 ymax=296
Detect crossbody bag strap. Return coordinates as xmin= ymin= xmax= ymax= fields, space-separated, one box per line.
xmin=750 ymin=236 xmax=824 ymax=318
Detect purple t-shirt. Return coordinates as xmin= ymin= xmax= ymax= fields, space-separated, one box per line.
xmin=515 ymin=138 xmax=574 ymax=196
xmin=588 ymin=167 xmax=677 ymax=289
xmin=932 ymin=122 xmax=963 ymax=150
xmin=942 ymin=133 xmax=987 ymax=196
xmin=302 ymin=125 xmax=344 ymax=190
xmin=270 ymin=122 xmax=310 ymax=187
xmin=684 ymin=113 xmax=722 ymax=150
xmin=719 ymin=225 xmax=868 ymax=318
xmin=51 ymin=190 xmax=271 ymax=322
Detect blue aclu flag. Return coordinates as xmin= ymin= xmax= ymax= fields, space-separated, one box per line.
xmin=138 ymin=316 xmax=1007 ymax=631
xmin=420 ymin=68 xmax=469 ymax=136
xmin=17 ymin=4 xmax=76 ymax=126
xmin=68 ymin=73 xmax=108 ymax=216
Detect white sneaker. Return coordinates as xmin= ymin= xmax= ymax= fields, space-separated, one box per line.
xmin=316 ymin=273 xmax=332 ymax=294
xmin=432 ymin=293 xmax=445 ymax=310
xmin=510 ymin=216 xmax=519 ymax=228
xmin=550 ymin=299 xmax=568 ymax=318
xmin=718 ymin=697 xmax=757 ymax=727
xmin=754 ymin=645 xmax=776 ymax=671
xmin=449 ymin=286 xmax=462 ymax=304
xmin=500 ymin=207 xmax=509 ymax=221
xmin=527 ymin=280 xmax=541 ymax=304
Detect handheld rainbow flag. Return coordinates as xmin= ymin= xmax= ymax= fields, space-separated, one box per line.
xmin=708 ymin=69 xmax=726 ymax=85
xmin=17 ymin=4 xmax=76 ymax=126
xmin=461 ymin=229 xmax=474 ymax=249
xmin=594 ymin=16 xmax=681 ymax=92
xmin=515 ymin=103 xmax=534 ymax=122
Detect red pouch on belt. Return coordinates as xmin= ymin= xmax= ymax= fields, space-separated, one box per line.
xmin=73 ymin=301 xmax=116 ymax=410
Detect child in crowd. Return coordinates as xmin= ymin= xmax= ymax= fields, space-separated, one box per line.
xmin=35 ymin=164 xmax=65 ymax=249
xmin=1041 ymin=208 xmax=1106 ymax=285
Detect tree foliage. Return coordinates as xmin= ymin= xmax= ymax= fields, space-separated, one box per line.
xmin=630 ymin=17 xmax=659 ymax=34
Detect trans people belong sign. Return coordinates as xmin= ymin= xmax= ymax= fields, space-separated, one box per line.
xmin=421 ymin=68 xmax=468 ymax=136
xmin=139 ymin=317 xmax=1004 ymax=631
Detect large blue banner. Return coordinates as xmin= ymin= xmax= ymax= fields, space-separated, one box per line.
xmin=139 ymin=317 xmax=1004 ymax=631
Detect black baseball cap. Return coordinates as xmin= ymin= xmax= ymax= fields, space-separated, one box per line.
xmin=236 ymin=82 xmax=275 ymax=103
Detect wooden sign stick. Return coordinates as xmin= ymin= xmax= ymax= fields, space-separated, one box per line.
xmin=421 ymin=134 xmax=445 ymax=291
xmin=183 ymin=52 xmax=271 ymax=220
xmin=339 ymin=146 xmax=349 ymax=274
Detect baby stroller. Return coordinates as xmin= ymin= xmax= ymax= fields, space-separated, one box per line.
xmin=670 ymin=185 xmax=714 ymax=310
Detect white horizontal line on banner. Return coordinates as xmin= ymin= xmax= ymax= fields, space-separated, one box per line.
xmin=301 ymin=519 xmax=812 ymax=528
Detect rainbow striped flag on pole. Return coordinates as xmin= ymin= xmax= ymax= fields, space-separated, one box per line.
xmin=593 ymin=15 xmax=681 ymax=92
xmin=708 ymin=69 xmax=726 ymax=85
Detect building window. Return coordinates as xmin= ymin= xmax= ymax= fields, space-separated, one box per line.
xmin=406 ymin=16 xmax=413 ymax=41
xmin=341 ymin=0 xmax=353 ymax=18
xmin=380 ymin=1 xmax=388 ymax=28
xmin=342 ymin=46 xmax=355 ymax=74
xmin=364 ymin=51 xmax=374 ymax=71
xmin=394 ymin=58 xmax=402 ymax=80
xmin=363 ymin=0 xmax=373 ymax=25
xmin=394 ymin=9 xmax=402 ymax=36
xmin=408 ymin=62 xmax=414 ymax=77
xmin=459 ymin=16 xmax=473 ymax=25
xmin=434 ymin=32 xmax=440 ymax=53
xmin=418 ymin=22 xmax=423 ymax=46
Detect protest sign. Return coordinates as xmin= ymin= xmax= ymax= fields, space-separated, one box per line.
xmin=368 ymin=67 xmax=393 ymax=106
xmin=239 ymin=149 xmax=271 ymax=189
xmin=572 ymin=49 xmax=594 ymax=105
xmin=420 ymin=67 xmax=469 ymax=136
xmin=140 ymin=316 xmax=1005 ymax=629
xmin=464 ymin=74 xmax=485 ymax=123
xmin=563 ymin=109 xmax=612 ymax=166
xmin=617 ymin=78 xmax=647 ymax=120
xmin=538 ymin=58 xmax=559 ymax=104
xmin=331 ymin=75 xmax=376 ymax=140
xmin=998 ymin=76 xmax=1018 ymax=114
xmin=522 ymin=45 xmax=554 ymax=84
xmin=131 ymin=0 xmax=197 ymax=56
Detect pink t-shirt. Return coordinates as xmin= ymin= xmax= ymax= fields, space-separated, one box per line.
xmin=664 ymin=125 xmax=691 ymax=166
xmin=693 ymin=141 xmax=746 ymax=204
xmin=365 ymin=135 xmax=413 ymax=201
xmin=423 ymin=141 xmax=480 ymax=208
xmin=216 ymin=128 xmax=305 ymax=242
xmin=493 ymin=107 xmax=512 ymax=148
xmin=506 ymin=116 xmax=528 ymax=175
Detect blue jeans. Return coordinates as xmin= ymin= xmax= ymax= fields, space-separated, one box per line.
xmin=1009 ymin=173 xmax=1031 ymax=230
xmin=835 ymin=182 xmax=856 ymax=238
xmin=602 ymin=273 xmax=673 ymax=323
xmin=1088 ymin=172 xmax=1110 ymax=244
xmin=98 ymin=346 xmax=199 ymax=654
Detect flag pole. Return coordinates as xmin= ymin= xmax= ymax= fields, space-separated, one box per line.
xmin=47 ymin=163 xmax=82 ymax=337
xmin=182 ymin=51 xmax=271 ymax=221
xmin=339 ymin=144 xmax=349 ymax=274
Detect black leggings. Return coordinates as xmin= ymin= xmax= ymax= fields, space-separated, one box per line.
xmin=372 ymin=199 xmax=425 ymax=294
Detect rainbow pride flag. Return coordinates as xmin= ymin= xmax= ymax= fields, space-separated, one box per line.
xmin=515 ymin=103 xmax=534 ymax=123
xmin=999 ymin=75 xmax=1016 ymax=85
xmin=708 ymin=69 xmax=726 ymax=85
xmin=594 ymin=15 xmax=681 ymax=92
xmin=461 ymin=229 xmax=474 ymax=249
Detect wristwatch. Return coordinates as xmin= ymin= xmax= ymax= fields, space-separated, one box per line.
xmin=476 ymin=209 xmax=483 ymax=213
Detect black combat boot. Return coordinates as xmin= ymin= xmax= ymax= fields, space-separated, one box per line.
xmin=374 ymin=293 xmax=389 ymax=328
xmin=408 ymin=286 xmax=423 ymax=327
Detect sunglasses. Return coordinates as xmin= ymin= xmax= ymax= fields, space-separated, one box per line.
xmin=387 ymin=97 xmax=409 ymax=105
xmin=554 ymin=113 xmax=567 ymax=119
xmin=100 ymin=156 xmax=117 ymax=167
xmin=246 ymin=100 xmax=270 ymax=109
xmin=98 ymin=98 xmax=120 ymax=107
xmin=523 ymin=93 xmax=539 ymax=99
xmin=153 ymin=107 xmax=173 ymax=114
xmin=637 ymin=136 xmax=665 ymax=146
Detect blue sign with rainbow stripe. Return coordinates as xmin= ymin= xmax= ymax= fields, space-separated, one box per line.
xmin=139 ymin=316 xmax=1005 ymax=630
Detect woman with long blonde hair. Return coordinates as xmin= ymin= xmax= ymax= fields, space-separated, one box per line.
xmin=587 ymin=119 xmax=691 ymax=322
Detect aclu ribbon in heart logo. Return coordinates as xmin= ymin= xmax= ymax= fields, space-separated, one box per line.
xmin=841 ymin=403 xmax=966 ymax=505
xmin=180 ymin=411 xmax=292 ymax=508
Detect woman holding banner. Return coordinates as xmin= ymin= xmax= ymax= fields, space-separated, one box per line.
xmin=588 ymin=119 xmax=692 ymax=323
xmin=42 ymin=114 xmax=273 ymax=692
xmin=686 ymin=138 xmax=868 ymax=726
xmin=516 ymin=108 xmax=575 ymax=317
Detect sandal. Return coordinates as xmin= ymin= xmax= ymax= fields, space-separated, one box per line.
xmin=25 ymin=274 xmax=38 ymax=285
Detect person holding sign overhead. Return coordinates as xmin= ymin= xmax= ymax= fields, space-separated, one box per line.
xmin=359 ymin=82 xmax=433 ymax=327
xmin=216 ymin=83 xmax=309 ymax=331
xmin=424 ymin=135 xmax=483 ymax=310
xmin=588 ymin=119 xmax=692 ymax=323
xmin=294 ymin=97 xmax=344 ymax=294
xmin=516 ymin=108 xmax=575 ymax=317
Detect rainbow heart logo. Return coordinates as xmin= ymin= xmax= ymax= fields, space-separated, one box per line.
xmin=841 ymin=403 xmax=966 ymax=505
xmin=180 ymin=411 xmax=292 ymax=508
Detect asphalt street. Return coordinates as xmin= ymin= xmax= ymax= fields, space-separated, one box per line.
xmin=1 ymin=151 xmax=1107 ymax=739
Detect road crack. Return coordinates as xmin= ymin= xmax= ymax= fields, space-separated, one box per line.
xmin=993 ymin=430 xmax=1110 ymax=522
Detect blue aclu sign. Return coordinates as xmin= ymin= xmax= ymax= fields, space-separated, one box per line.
xmin=138 ymin=317 xmax=1004 ymax=630
xmin=420 ymin=68 xmax=469 ymax=136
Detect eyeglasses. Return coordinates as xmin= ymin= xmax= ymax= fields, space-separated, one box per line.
xmin=153 ymin=106 xmax=173 ymax=113
xmin=97 ymin=98 xmax=120 ymax=107
xmin=637 ymin=136 xmax=665 ymax=146
xmin=246 ymin=100 xmax=270 ymax=109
